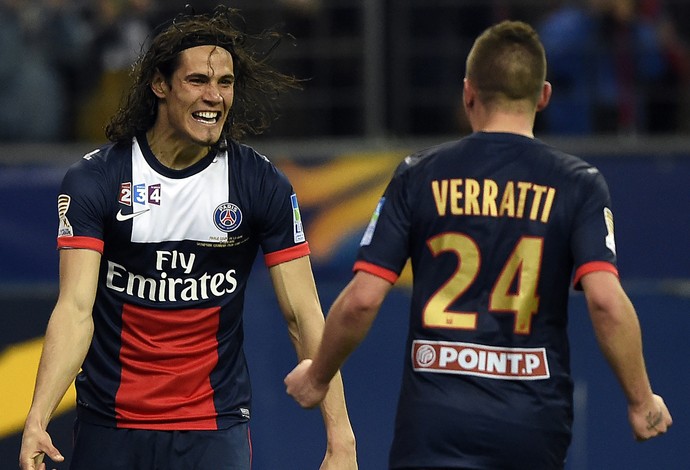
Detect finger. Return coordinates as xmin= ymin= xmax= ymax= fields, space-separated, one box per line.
xmin=635 ymin=424 xmax=668 ymax=441
xmin=295 ymin=358 xmax=313 ymax=371
xmin=41 ymin=443 xmax=65 ymax=463
xmin=18 ymin=457 xmax=35 ymax=470
xmin=284 ymin=360 xmax=307 ymax=384
xmin=284 ymin=359 xmax=313 ymax=388
xmin=19 ymin=452 xmax=43 ymax=470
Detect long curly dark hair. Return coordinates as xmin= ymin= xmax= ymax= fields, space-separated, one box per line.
xmin=105 ymin=5 xmax=301 ymax=145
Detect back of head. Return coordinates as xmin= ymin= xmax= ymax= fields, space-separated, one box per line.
xmin=106 ymin=5 xmax=300 ymax=145
xmin=465 ymin=21 xmax=546 ymax=110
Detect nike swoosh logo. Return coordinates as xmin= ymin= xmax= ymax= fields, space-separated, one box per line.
xmin=116 ymin=208 xmax=150 ymax=221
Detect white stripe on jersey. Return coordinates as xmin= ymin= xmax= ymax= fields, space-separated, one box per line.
xmin=130 ymin=139 xmax=230 ymax=243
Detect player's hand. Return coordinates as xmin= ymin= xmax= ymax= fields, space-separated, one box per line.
xmin=19 ymin=422 xmax=64 ymax=470
xmin=628 ymin=394 xmax=672 ymax=441
xmin=284 ymin=359 xmax=330 ymax=408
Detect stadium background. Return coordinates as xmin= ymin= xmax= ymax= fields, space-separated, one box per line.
xmin=2 ymin=0 xmax=690 ymax=468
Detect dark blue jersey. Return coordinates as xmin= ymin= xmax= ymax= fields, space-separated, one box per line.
xmin=355 ymin=132 xmax=618 ymax=469
xmin=57 ymin=135 xmax=309 ymax=430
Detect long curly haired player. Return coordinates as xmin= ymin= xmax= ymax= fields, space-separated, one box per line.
xmin=19 ymin=6 xmax=357 ymax=470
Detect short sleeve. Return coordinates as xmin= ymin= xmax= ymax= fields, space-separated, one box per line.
xmin=256 ymin=164 xmax=310 ymax=267
xmin=56 ymin=157 xmax=109 ymax=253
xmin=355 ymin=161 xmax=412 ymax=282
xmin=571 ymin=168 xmax=618 ymax=288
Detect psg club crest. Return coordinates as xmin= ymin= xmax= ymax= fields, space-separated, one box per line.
xmin=213 ymin=202 xmax=243 ymax=233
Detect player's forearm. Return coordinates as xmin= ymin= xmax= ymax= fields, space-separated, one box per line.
xmin=27 ymin=303 xmax=94 ymax=426
xmin=282 ymin=299 xmax=357 ymax=446
xmin=282 ymin=296 xmax=326 ymax=362
xmin=310 ymin=288 xmax=378 ymax=386
xmin=589 ymin=298 xmax=653 ymax=407
xmin=271 ymin=257 xmax=327 ymax=360
xmin=319 ymin=371 xmax=356 ymax=448
xmin=309 ymin=271 xmax=390 ymax=386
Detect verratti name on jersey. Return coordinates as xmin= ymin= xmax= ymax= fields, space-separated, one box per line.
xmin=431 ymin=178 xmax=556 ymax=222
xmin=105 ymin=249 xmax=239 ymax=302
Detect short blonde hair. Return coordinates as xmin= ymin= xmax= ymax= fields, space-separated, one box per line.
xmin=466 ymin=21 xmax=546 ymax=108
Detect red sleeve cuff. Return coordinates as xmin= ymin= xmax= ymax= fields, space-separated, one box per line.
xmin=264 ymin=242 xmax=311 ymax=267
xmin=573 ymin=261 xmax=619 ymax=290
xmin=57 ymin=236 xmax=104 ymax=254
xmin=353 ymin=260 xmax=399 ymax=284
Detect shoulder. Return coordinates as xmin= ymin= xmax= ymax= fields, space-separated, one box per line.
xmin=533 ymin=141 xmax=611 ymax=206
xmin=393 ymin=138 xmax=465 ymax=178
xmin=228 ymin=140 xmax=289 ymax=182
xmin=541 ymin=142 xmax=606 ymax=184
xmin=229 ymin=141 xmax=275 ymax=167
xmin=61 ymin=141 xmax=131 ymax=197
xmin=66 ymin=141 xmax=130 ymax=175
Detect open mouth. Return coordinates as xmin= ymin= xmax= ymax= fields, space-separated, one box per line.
xmin=192 ymin=111 xmax=221 ymax=124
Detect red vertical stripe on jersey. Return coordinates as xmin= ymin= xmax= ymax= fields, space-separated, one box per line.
xmin=115 ymin=304 xmax=221 ymax=429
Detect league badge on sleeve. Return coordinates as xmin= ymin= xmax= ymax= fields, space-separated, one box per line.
xmin=360 ymin=197 xmax=385 ymax=246
xmin=57 ymin=194 xmax=73 ymax=237
xmin=604 ymin=207 xmax=616 ymax=255
xmin=291 ymin=194 xmax=305 ymax=243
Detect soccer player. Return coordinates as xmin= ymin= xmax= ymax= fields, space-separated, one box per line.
xmin=19 ymin=6 xmax=356 ymax=470
xmin=285 ymin=20 xmax=672 ymax=469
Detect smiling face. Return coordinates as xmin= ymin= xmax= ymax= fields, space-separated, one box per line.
xmin=150 ymin=45 xmax=235 ymax=152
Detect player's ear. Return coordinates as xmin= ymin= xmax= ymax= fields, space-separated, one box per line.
xmin=536 ymin=81 xmax=552 ymax=112
xmin=463 ymin=78 xmax=475 ymax=110
xmin=151 ymin=69 xmax=168 ymax=98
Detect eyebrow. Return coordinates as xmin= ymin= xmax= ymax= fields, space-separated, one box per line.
xmin=185 ymin=72 xmax=235 ymax=81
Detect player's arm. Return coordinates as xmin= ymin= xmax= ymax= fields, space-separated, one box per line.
xmin=285 ymin=270 xmax=392 ymax=408
xmin=269 ymin=255 xmax=357 ymax=469
xmin=20 ymin=248 xmax=100 ymax=470
xmin=580 ymin=270 xmax=672 ymax=440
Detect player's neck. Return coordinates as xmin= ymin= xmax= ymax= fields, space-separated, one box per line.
xmin=146 ymin=129 xmax=210 ymax=170
xmin=472 ymin=112 xmax=535 ymax=138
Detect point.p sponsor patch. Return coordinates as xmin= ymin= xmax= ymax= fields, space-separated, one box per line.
xmin=412 ymin=339 xmax=550 ymax=380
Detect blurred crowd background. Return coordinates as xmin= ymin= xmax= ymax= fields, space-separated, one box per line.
xmin=1 ymin=0 xmax=689 ymax=143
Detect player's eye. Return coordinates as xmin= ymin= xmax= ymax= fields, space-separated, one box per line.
xmin=187 ymin=75 xmax=208 ymax=84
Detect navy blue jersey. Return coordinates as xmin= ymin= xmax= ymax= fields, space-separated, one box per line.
xmin=355 ymin=132 xmax=618 ymax=469
xmin=57 ymin=135 xmax=309 ymax=430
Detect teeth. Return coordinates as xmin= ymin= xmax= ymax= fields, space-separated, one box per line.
xmin=193 ymin=111 xmax=220 ymax=123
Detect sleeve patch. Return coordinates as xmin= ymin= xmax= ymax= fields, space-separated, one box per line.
xmin=291 ymin=194 xmax=305 ymax=243
xmin=57 ymin=194 xmax=73 ymax=237
xmin=360 ymin=197 xmax=385 ymax=246
xmin=604 ymin=207 xmax=616 ymax=255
